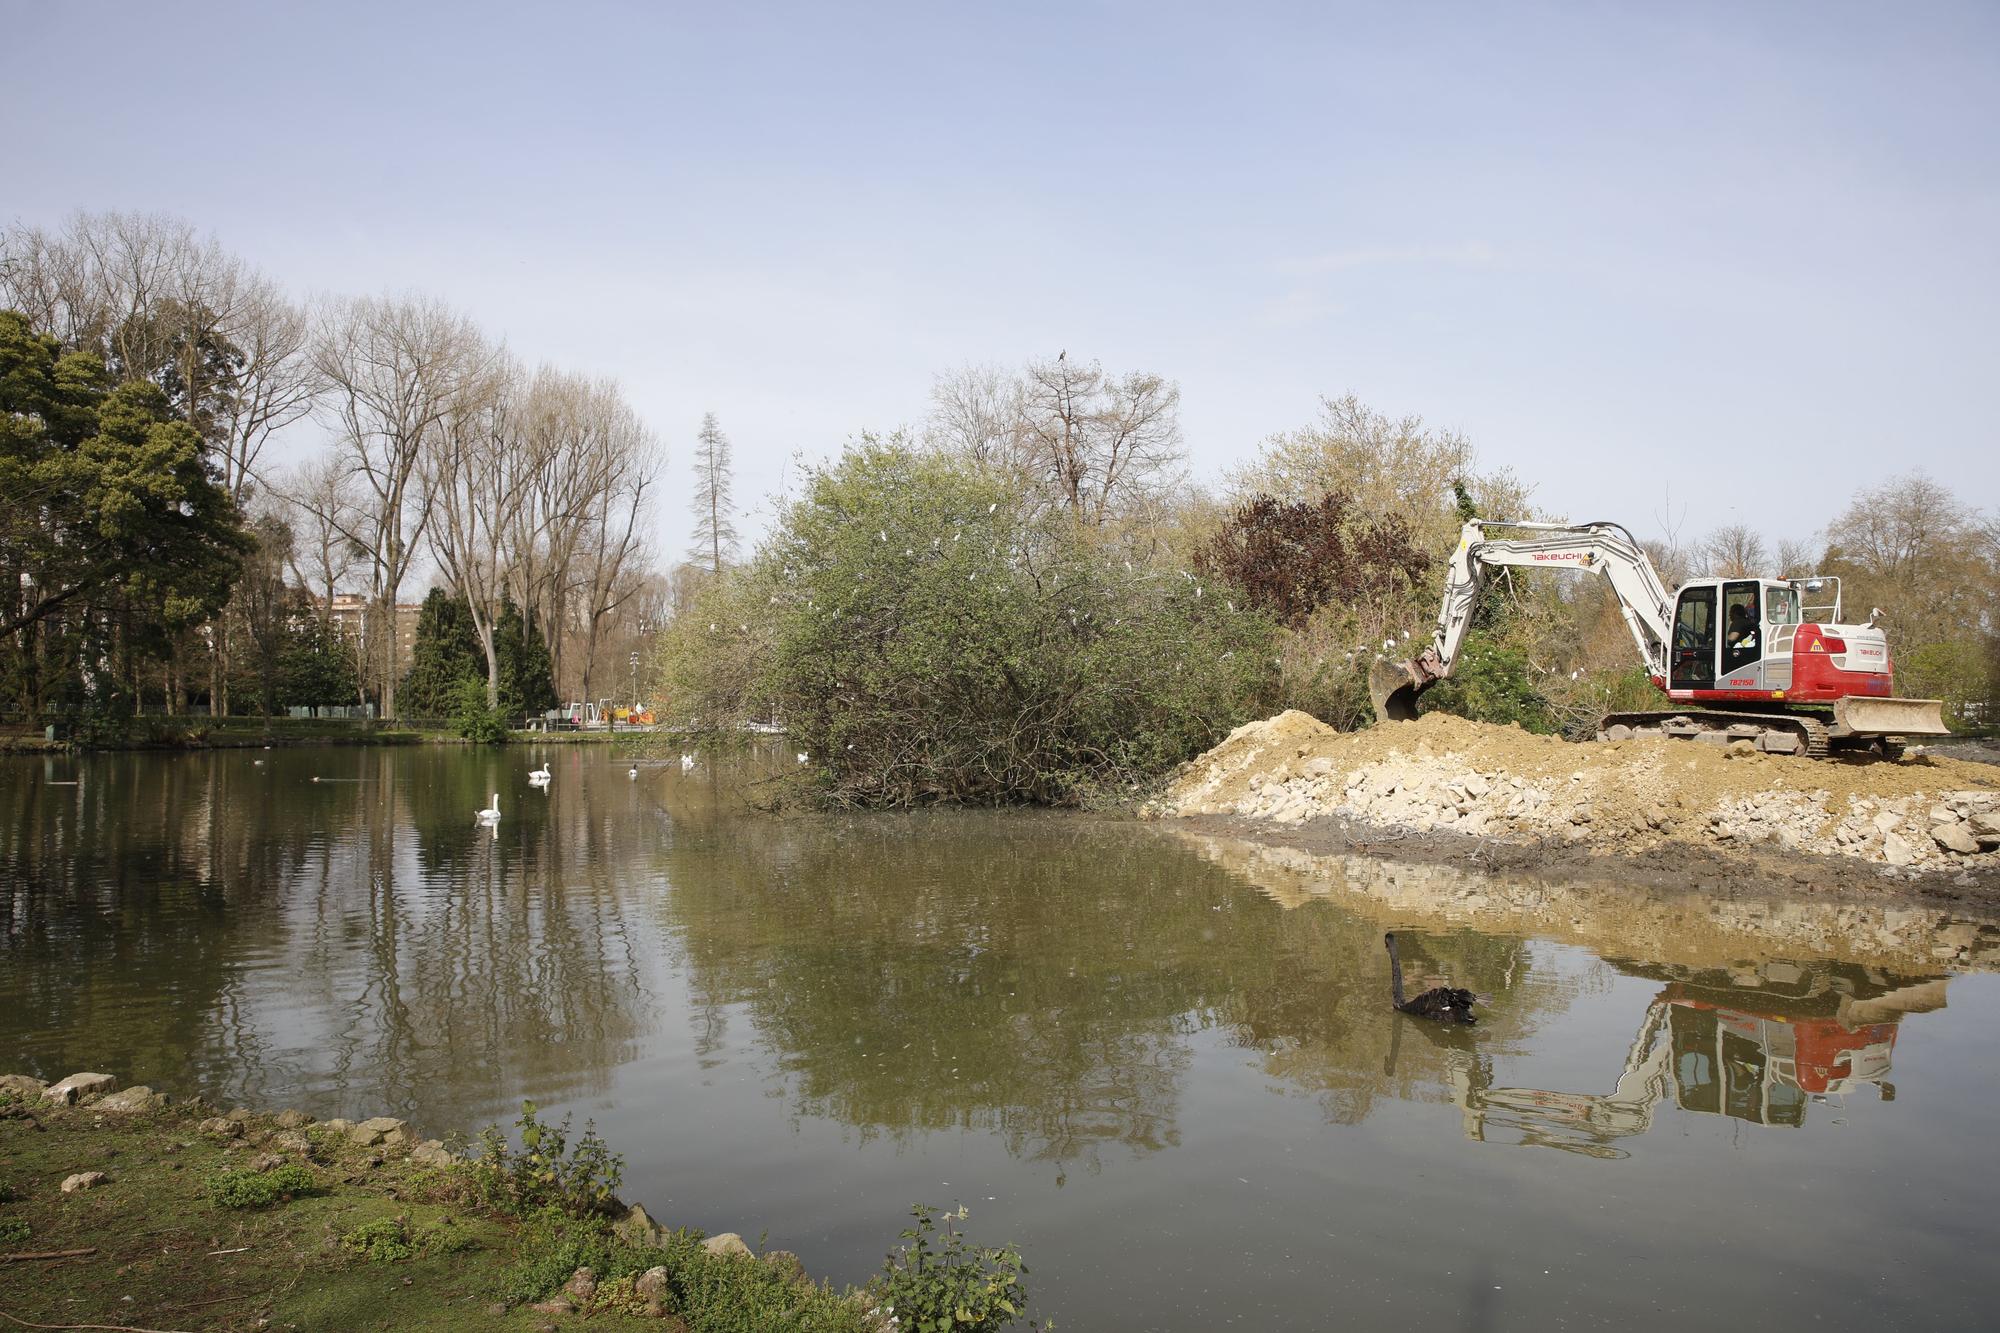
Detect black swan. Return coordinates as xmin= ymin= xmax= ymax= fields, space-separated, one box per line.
xmin=1385 ymin=933 xmax=1476 ymax=1024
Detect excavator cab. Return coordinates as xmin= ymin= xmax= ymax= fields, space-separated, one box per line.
xmin=1668 ymin=578 xmax=1802 ymax=696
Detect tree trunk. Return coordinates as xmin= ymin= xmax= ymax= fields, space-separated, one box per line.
xmin=376 ymin=592 xmax=398 ymax=719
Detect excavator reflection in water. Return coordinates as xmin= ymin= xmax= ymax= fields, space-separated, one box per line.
xmin=1424 ymin=961 xmax=1947 ymax=1158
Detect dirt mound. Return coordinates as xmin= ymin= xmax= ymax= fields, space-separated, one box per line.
xmin=1155 ymin=711 xmax=2000 ymax=877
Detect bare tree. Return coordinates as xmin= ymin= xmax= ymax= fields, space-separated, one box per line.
xmin=573 ymin=398 xmax=660 ymax=701
xmin=1774 ymin=537 xmax=1822 ymax=578
xmin=688 ymin=412 xmax=738 ymax=573
xmin=926 ymin=363 xmax=1024 ymax=470
xmin=1700 ymin=523 xmax=1770 ymax=577
xmin=926 ymin=354 xmax=1188 ymax=524
xmin=1016 ymin=355 xmax=1184 ymax=524
xmin=1 ymin=212 xmax=254 ymax=441
xmin=215 ymin=278 xmax=319 ymax=500
xmin=280 ymin=454 xmax=363 ymax=630
xmin=313 ymin=294 xmax=494 ymax=718
xmin=423 ymin=352 xmax=521 ymax=709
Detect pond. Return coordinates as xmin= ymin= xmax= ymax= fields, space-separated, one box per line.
xmin=4 ymin=743 xmax=1999 ymax=1330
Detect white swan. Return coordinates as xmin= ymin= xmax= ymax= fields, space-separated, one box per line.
xmin=680 ymin=753 xmax=695 ymax=773
xmin=528 ymin=763 xmax=552 ymax=785
xmin=476 ymin=793 xmax=501 ymax=822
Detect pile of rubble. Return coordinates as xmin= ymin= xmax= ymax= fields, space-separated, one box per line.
xmin=1155 ymin=710 xmax=2000 ymax=876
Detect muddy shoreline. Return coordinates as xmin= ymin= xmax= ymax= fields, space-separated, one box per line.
xmin=1168 ymin=808 xmax=2000 ymax=916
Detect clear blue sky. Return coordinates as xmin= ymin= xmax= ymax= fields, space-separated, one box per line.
xmin=8 ymin=1 xmax=1995 ymax=560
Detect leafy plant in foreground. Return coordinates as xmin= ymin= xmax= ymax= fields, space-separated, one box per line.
xmin=469 ymin=1101 xmax=623 ymax=1218
xmin=873 ymin=1204 xmax=1032 ymax=1332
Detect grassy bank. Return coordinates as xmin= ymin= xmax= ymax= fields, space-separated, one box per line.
xmin=0 ymin=1077 xmax=1033 ymax=1332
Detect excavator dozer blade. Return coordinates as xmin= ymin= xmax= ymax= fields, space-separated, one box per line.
xmin=1832 ymin=696 xmax=1951 ymax=739
xmin=1370 ymin=658 xmax=1426 ymax=723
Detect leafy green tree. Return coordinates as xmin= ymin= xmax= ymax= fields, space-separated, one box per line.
xmin=452 ymin=676 xmax=509 ymax=743
xmin=0 ymin=308 xmax=250 ymax=712
xmin=659 ymin=438 xmax=1277 ymax=805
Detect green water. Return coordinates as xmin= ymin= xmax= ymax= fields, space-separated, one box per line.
xmin=3 ymin=744 xmax=1998 ymax=1330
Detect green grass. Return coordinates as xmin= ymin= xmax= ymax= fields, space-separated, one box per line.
xmin=0 ymin=1094 xmax=992 ymax=1332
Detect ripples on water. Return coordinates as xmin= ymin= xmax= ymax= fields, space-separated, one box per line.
xmin=4 ymin=744 xmax=1999 ymax=1331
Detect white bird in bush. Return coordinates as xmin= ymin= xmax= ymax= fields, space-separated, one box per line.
xmin=796 ymin=752 xmax=809 ymax=764
xmin=681 ymin=753 xmax=696 ymax=773
xmin=476 ymin=793 xmax=501 ymax=823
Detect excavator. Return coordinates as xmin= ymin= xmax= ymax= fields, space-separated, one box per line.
xmin=1370 ymin=520 xmax=1950 ymax=757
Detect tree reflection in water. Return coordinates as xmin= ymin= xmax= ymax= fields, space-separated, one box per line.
xmin=0 ymin=746 xmax=655 ymax=1129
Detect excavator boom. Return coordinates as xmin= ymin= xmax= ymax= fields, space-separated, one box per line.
xmin=1372 ymin=521 xmax=1673 ymax=721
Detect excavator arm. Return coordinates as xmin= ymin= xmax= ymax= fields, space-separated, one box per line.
xmin=1372 ymin=521 xmax=1677 ymax=722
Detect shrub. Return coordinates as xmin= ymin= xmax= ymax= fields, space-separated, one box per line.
xmin=341 ymin=1217 xmax=416 ymax=1262
xmin=1420 ymin=630 xmax=1557 ymax=733
xmin=209 ymin=1163 xmax=318 ymax=1209
xmin=873 ymin=1205 xmax=1031 ymax=1333
xmin=452 ymin=677 xmax=509 ymax=745
xmin=0 ymin=1217 xmax=28 ymax=1244
xmin=340 ymin=1214 xmax=477 ymax=1262
xmin=468 ymin=1101 xmax=623 ymax=1219
xmin=659 ymin=439 xmax=1277 ymax=806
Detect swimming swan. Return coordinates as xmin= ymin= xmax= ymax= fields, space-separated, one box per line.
xmin=1385 ymin=933 xmax=1476 ymax=1024
xmin=476 ymin=793 xmax=501 ymax=822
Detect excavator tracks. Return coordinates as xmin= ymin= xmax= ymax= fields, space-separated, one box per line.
xmin=1598 ymin=710 xmax=1833 ymax=758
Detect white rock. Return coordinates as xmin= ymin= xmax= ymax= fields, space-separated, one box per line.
xmin=43 ymin=1073 xmax=118 ymax=1105
xmin=1933 ymin=822 xmax=1980 ymax=855
xmin=1882 ymin=831 xmax=1916 ymax=867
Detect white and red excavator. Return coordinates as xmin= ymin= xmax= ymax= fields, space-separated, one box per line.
xmin=1370 ymin=520 xmax=1950 ymax=757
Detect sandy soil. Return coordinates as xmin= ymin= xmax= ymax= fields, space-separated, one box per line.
xmin=1149 ymin=711 xmax=2000 ymax=897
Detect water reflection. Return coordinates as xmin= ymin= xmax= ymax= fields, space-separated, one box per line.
xmin=1448 ymin=965 xmax=1940 ymax=1158
xmin=1171 ymin=828 xmax=1987 ymax=1152
xmin=0 ymin=746 xmax=658 ymax=1127
xmin=6 ymin=751 xmax=2000 ymax=1330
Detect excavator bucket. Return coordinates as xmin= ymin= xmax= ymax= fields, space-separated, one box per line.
xmin=1370 ymin=658 xmax=1426 ymax=723
xmin=1832 ymin=696 xmax=1951 ymax=739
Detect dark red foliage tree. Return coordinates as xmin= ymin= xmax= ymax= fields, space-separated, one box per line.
xmin=1195 ymin=492 xmax=1432 ymax=629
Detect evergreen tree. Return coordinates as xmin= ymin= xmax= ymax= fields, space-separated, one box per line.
xmin=400 ymin=588 xmax=482 ymax=717
xmin=495 ymin=600 xmax=559 ymax=718
xmin=0 ymin=308 xmax=252 ymax=713
xmin=280 ymin=616 xmax=362 ymax=710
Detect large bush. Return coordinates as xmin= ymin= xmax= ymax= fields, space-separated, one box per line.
xmin=657 ymin=439 xmax=1277 ymax=805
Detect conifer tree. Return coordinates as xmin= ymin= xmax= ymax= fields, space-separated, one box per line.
xmin=688 ymin=412 xmax=739 ymax=574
